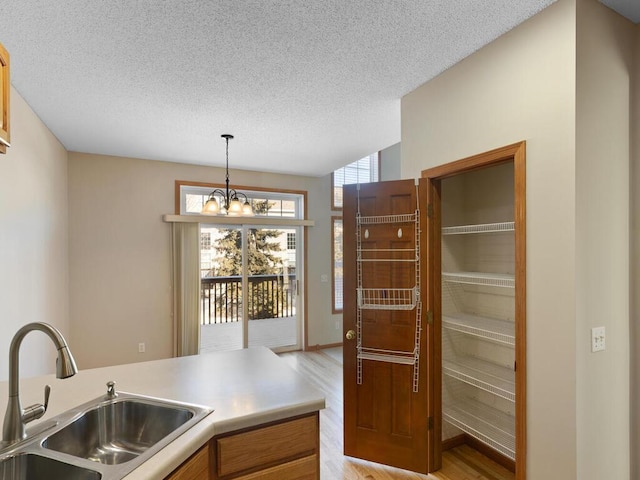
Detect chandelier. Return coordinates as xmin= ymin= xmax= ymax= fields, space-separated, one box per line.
xmin=201 ymin=134 xmax=253 ymax=216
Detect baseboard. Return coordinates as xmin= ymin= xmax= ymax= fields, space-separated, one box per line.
xmin=442 ymin=434 xmax=466 ymax=451
xmin=463 ymin=434 xmax=515 ymax=473
xmin=305 ymin=342 xmax=343 ymax=351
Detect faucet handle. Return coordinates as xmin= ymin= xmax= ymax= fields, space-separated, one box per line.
xmin=43 ymin=385 xmax=51 ymax=412
xmin=21 ymin=384 xmax=51 ymax=424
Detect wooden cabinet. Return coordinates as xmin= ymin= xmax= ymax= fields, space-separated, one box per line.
xmin=212 ymin=413 xmax=319 ymax=480
xmin=164 ymin=413 xmax=319 ymax=480
xmin=0 ymin=42 xmax=9 ymax=154
xmin=165 ymin=444 xmax=211 ymax=480
xmin=229 ymin=455 xmax=317 ymax=480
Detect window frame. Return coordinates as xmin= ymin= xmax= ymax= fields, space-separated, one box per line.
xmin=174 ymin=180 xmax=310 ymax=350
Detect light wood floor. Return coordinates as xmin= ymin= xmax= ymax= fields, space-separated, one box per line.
xmin=279 ymin=349 xmax=514 ymax=480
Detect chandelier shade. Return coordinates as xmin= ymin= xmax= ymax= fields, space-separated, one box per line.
xmin=202 ymin=134 xmax=253 ymax=216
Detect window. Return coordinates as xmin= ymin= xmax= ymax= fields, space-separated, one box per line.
xmin=330 ymin=154 xmax=378 ymax=311
xmin=331 ymin=153 xmax=379 ymax=210
xmin=200 ymin=232 xmax=211 ymax=249
xmin=287 ymin=232 xmax=296 ymax=250
xmin=178 ymin=183 xmax=304 ymax=219
xmin=332 ymin=217 xmax=343 ymax=313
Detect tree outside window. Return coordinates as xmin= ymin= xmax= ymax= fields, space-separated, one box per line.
xmin=214 ymin=200 xmax=285 ymax=320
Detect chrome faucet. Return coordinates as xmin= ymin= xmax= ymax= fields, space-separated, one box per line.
xmin=2 ymin=322 xmax=78 ymax=445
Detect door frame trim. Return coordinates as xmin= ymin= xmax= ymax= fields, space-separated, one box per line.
xmin=421 ymin=141 xmax=526 ymax=478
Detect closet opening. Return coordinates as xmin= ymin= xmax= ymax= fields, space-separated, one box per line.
xmin=423 ymin=142 xmax=526 ymax=479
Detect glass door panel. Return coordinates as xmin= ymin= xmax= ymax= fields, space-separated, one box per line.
xmin=199 ymin=225 xmax=244 ymax=352
xmin=247 ymin=227 xmax=300 ymax=351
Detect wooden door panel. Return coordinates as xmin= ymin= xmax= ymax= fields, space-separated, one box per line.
xmin=355 ymin=363 xmax=414 ymax=436
xmin=343 ymin=179 xmax=430 ymax=474
xmin=353 ymin=363 xmax=422 ymax=469
xmin=390 ymin=365 xmax=413 ymax=437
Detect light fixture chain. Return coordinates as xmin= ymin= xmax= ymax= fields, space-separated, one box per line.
xmin=225 ymin=135 xmax=231 ymax=208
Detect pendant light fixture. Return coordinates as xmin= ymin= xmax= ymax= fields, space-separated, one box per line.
xmin=202 ymin=134 xmax=253 ymax=216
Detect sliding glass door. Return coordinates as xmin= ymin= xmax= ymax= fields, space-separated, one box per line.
xmin=199 ymin=224 xmax=302 ymax=353
xmin=199 ymin=226 xmax=243 ymax=351
xmin=247 ymin=227 xmax=300 ymax=350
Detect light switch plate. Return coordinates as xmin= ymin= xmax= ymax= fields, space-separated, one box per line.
xmin=591 ymin=326 xmax=605 ymax=352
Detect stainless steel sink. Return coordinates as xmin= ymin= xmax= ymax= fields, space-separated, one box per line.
xmin=43 ymin=398 xmax=195 ymax=464
xmin=0 ymin=388 xmax=212 ymax=480
xmin=0 ymin=453 xmax=101 ymax=479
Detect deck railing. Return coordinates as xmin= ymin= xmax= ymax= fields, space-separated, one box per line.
xmin=201 ymin=274 xmax=296 ymax=324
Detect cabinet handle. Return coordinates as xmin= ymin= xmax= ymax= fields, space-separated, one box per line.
xmin=345 ymin=330 xmax=356 ymax=340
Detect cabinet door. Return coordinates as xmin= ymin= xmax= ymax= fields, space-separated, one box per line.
xmin=0 ymin=42 xmax=10 ymax=154
xmin=165 ymin=444 xmax=210 ymax=480
xmin=232 ymin=455 xmax=317 ymax=480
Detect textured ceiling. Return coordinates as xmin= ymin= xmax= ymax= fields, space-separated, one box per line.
xmin=0 ymin=1 xmax=567 ymax=176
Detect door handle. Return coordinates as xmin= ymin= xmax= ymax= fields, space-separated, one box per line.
xmin=345 ymin=330 xmax=356 ymax=340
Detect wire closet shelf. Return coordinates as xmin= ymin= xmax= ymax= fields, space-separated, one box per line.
xmin=443 ymin=313 xmax=515 ymax=346
xmin=441 ymin=221 xmax=515 ymax=235
xmin=443 ymin=399 xmax=516 ymax=461
xmin=442 ymin=272 xmax=515 ymax=288
xmin=441 ymin=216 xmax=517 ymax=461
xmin=443 ymin=355 xmax=515 ymax=402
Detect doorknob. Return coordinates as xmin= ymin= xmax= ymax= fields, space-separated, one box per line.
xmin=345 ymin=330 xmax=356 ymax=340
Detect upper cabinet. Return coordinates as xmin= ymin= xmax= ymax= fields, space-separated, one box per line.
xmin=0 ymin=42 xmax=10 ymax=154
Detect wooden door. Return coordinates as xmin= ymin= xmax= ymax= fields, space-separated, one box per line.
xmin=343 ymin=179 xmax=432 ymax=474
xmin=0 ymin=42 xmax=10 ymax=154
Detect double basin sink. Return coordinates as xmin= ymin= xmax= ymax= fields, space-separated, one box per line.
xmin=0 ymin=390 xmax=212 ymax=479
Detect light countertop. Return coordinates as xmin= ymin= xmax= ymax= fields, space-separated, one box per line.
xmin=0 ymin=347 xmax=326 ymax=479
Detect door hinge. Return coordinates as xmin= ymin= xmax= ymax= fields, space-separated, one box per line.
xmin=428 ymin=416 xmax=434 ymax=430
xmin=426 ymin=311 xmax=433 ymax=325
xmin=427 ymin=204 xmax=433 ymax=218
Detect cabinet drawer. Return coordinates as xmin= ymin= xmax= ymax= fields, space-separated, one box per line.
xmin=216 ymin=414 xmax=318 ymax=477
xmin=165 ymin=444 xmax=210 ymax=480
xmin=233 ymin=454 xmax=317 ymax=480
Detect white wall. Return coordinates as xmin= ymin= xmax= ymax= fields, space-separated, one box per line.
xmin=631 ymin=21 xmax=640 ymax=480
xmin=575 ymin=2 xmax=635 ymax=478
xmin=401 ymin=1 xmax=578 ymax=478
xmin=68 ymin=152 xmax=338 ymax=369
xmin=380 ymin=142 xmax=401 ymax=181
xmin=0 ymin=87 xmax=69 ymax=381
